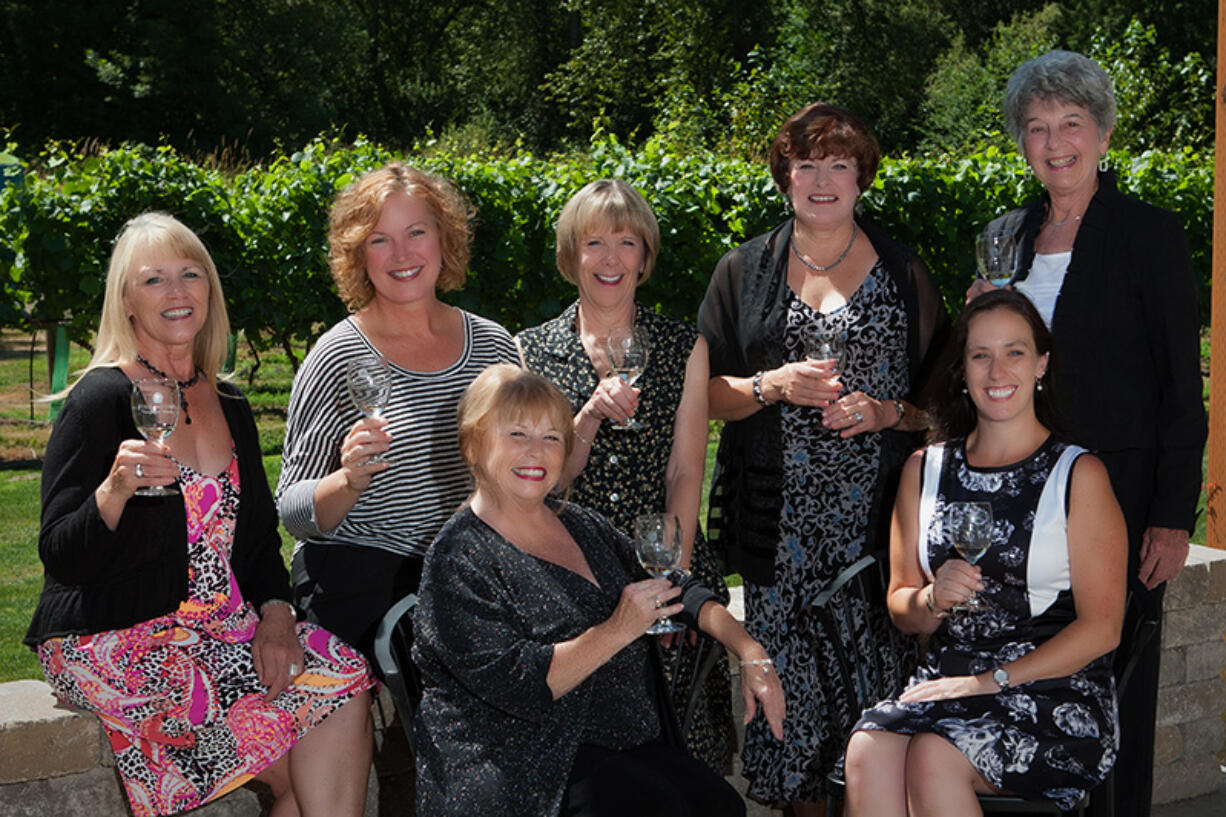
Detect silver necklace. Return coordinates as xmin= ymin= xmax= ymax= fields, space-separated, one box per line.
xmin=790 ymin=221 xmax=858 ymax=272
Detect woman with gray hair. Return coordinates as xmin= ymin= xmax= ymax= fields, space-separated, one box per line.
xmin=969 ymin=50 xmax=1206 ymax=817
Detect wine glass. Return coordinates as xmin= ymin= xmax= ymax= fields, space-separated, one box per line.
xmin=805 ymin=329 xmax=845 ymax=375
xmin=945 ymin=501 xmax=993 ymax=612
xmin=129 ymin=377 xmax=180 ymax=497
xmin=976 ymin=231 xmax=1018 ymax=288
xmin=346 ymin=355 xmax=392 ymax=464
xmin=634 ymin=513 xmax=684 ymax=635
xmin=606 ymin=326 xmax=649 ymax=431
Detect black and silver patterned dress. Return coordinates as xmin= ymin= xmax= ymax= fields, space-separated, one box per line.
xmin=853 ymin=437 xmax=1118 ymax=810
xmin=742 ymin=261 xmax=914 ymax=803
xmin=517 ymin=301 xmax=734 ymax=773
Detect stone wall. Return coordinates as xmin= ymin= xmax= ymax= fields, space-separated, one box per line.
xmin=1153 ymin=543 xmax=1226 ymax=804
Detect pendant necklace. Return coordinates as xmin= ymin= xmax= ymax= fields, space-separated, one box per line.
xmin=136 ymin=356 xmax=204 ymax=424
xmin=791 ymin=221 xmax=858 ymax=272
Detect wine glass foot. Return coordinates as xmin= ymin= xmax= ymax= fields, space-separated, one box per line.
xmin=135 ymin=486 xmax=179 ymax=497
xmin=645 ymin=618 xmax=684 ymax=635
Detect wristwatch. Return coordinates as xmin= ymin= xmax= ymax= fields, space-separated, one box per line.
xmin=890 ymin=399 xmax=905 ymax=427
xmin=992 ymin=666 xmax=1011 ymax=691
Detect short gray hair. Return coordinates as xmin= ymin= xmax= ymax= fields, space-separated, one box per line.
xmin=1003 ymin=50 xmax=1116 ymax=148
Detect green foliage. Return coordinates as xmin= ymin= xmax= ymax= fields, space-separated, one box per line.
xmin=0 ymin=137 xmax=1213 ymax=371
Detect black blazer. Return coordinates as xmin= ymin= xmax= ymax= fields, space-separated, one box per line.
xmin=25 ymin=367 xmax=291 ymax=646
xmin=987 ymin=171 xmax=1206 ymax=533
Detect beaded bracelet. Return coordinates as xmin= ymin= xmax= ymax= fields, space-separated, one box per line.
xmin=752 ymin=371 xmax=770 ymax=406
xmin=740 ymin=658 xmax=774 ymax=676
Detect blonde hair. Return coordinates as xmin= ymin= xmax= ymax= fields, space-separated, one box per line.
xmin=457 ymin=364 xmax=575 ymax=496
xmin=72 ymin=212 xmax=230 ymax=391
xmin=555 ymin=179 xmax=660 ymax=286
xmin=328 ymin=163 xmax=474 ymax=312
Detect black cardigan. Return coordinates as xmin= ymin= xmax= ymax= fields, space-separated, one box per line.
xmin=986 ymin=171 xmax=1206 ymax=533
xmin=697 ymin=218 xmax=949 ymax=585
xmin=25 ymin=367 xmax=291 ymax=646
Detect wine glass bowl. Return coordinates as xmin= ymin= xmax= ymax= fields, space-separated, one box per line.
xmin=634 ymin=513 xmax=684 ymax=635
xmin=606 ymin=327 xmax=649 ymax=431
xmin=976 ymin=231 xmax=1018 ymax=288
xmin=804 ymin=330 xmax=845 ymax=375
xmin=945 ymin=501 xmax=993 ymax=612
xmin=129 ymin=377 xmax=180 ymax=497
xmin=346 ymin=355 xmax=392 ymax=464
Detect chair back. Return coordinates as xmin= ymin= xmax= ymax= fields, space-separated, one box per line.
xmin=373 ymin=593 xmax=422 ymax=750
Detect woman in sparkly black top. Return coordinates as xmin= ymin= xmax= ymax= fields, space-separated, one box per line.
xmin=412 ymin=365 xmax=785 ymax=817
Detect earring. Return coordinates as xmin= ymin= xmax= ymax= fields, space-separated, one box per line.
xmin=961 ymin=386 xmax=968 ymax=394
xmin=1036 ymin=377 xmax=1044 ymax=392
xmin=1098 ymin=155 xmax=1108 ymax=172
xmin=782 ymin=196 xmax=793 ymax=214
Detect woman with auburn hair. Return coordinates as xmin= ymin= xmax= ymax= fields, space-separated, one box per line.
xmin=27 ymin=212 xmax=374 ymax=817
xmin=277 ymin=162 xmax=517 ymax=661
xmin=412 ymin=364 xmax=785 ymax=817
xmin=697 ymin=102 xmax=949 ymax=814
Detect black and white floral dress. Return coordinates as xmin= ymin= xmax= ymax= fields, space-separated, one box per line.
xmin=853 ymin=436 xmax=1118 ymax=810
xmin=741 ymin=261 xmax=915 ymax=803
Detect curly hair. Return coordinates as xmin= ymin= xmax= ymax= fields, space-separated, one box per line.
xmin=1004 ymin=50 xmax=1116 ymax=149
xmin=328 ymin=163 xmax=474 ymax=312
xmin=769 ymin=102 xmax=881 ymax=195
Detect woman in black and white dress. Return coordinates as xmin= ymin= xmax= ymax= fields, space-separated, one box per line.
xmin=844 ymin=290 xmax=1126 ymax=815
xmin=277 ymin=163 xmax=516 ymax=661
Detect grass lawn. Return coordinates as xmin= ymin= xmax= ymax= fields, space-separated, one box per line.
xmin=0 ymin=327 xmax=1214 ymax=681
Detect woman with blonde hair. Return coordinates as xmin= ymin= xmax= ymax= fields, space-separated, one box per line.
xmin=27 ymin=212 xmax=374 ymax=817
xmin=277 ymin=162 xmax=517 ymax=660
xmin=413 ymin=364 xmax=785 ymax=816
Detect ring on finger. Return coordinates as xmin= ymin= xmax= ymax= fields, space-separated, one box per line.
xmin=654 ymin=596 xmax=662 ymax=609
xmin=135 ymin=462 xmax=144 ymax=479
xmin=288 ymin=663 xmax=300 ymax=678
xmin=853 ymin=410 xmax=864 ymax=424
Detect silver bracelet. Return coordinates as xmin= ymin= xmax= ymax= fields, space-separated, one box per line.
xmin=740 ymin=658 xmax=774 ymax=675
xmin=752 ymin=371 xmax=771 ymax=406
xmin=260 ymin=599 xmax=296 ymax=618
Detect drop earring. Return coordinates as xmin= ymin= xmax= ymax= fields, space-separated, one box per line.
xmin=1036 ymin=376 xmax=1044 ymax=392
xmin=1098 ymin=154 xmax=1109 ymax=172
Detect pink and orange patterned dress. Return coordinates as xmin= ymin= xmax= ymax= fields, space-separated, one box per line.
xmin=38 ymin=454 xmax=374 ymax=817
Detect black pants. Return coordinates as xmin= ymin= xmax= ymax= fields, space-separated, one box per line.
xmin=562 ymin=739 xmax=745 ymax=817
xmin=1094 ymin=449 xmax=1166 ymax=817
xmin=291 ymin=542 xmax=423 ymax=668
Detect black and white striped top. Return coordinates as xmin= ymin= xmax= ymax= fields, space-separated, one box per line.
xmin=276 ymin=312 xmax=517 ymax=558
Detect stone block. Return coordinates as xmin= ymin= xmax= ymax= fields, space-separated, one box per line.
xmin=1162 ymin=602 xmax=1226 ymax=649
xmin=1210 ymin=556 xmax=1226 ymax=603
xmin=0 ymin=681 xmax=102 ymax=784
xmin=1151 ymin=754 xmax=1225 ymax=805
xmin=1182 ymin=714 xmax=1226 ymax=758
xmin=1185 ymin=639 xmax=1226 ymax=683
xmin=1158 ymin=646 xmax=1185 ymax=687
xmin=1156 ymin=678 xmax=1226 ymax=727
xmin=1153 ymin=724 xmax=1183 ymax=765
xmin=1164 ymin=562 xmax=1208 ymax=611
xmin=0 ymin=766 xmax=127 ymax=817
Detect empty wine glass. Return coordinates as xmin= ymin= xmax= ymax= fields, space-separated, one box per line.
xmin=634 ymin=513 xmax=684 ymax=635
xmin=945 ymin=501 xmax=993 ymax=612
xmin=976 ymin=231 xmax=1018 ymax=287
xmin=346 ymin=355 xmax=392 ymax=464
xmin=129 ymin=377 xmax=180 ymax=497
xmin=805 ymin=329 xmax=845 ymax=375
xmin=606 ymin=326 xmax=649 ymax=431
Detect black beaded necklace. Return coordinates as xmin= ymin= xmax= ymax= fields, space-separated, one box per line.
xmin=136 ymin=356 xmax=204 ymax=424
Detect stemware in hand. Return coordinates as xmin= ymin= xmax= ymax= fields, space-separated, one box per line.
xmin=129 ymin=377 xmax=180 ymax=497
xmin=976 ymin=231 xmax=1018 ymax=288
xmin=606 ymin=326 xmax=649 ymax=431
xmin=346 ymin=355 xmax=392 ymax=464
xmin=634 ymin=513 xmax=684 ymax=635
xmin=945 ymin=501 xmax=993 ymax=612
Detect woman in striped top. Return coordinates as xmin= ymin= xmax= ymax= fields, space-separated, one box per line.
xmin=276 ymin=163 xmax=517 ymax=660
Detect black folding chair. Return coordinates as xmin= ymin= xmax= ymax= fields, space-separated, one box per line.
xmin=372 ymin=593 xmax=422 ymax=751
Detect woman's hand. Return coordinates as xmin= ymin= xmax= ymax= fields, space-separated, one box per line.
xmin=965 ymin=278 xmax=1002 ymax=304
xmin=823 ymin=391 xmax=897 ymax=437
xmin=899 ymin=672 xmax=996 ymax=703
xmin=762 ymin=359 xmax=842 ymax=407
xmin=607 ymin=579 xmax=682 ymax=641
xmin=739 ymin=653 xmax=786 ymax=740
xmin=337 ymin=416 xmax=392 ymax=491
xmin=95 ymin=438 xmax=177 ymax=528
xmin=580 ymin=374 xmax=640 ymax=426
xmin=929 ymin=559 xmax=982 ymax=613
xmin=252 ymin=603 xmax=304 ymax=702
